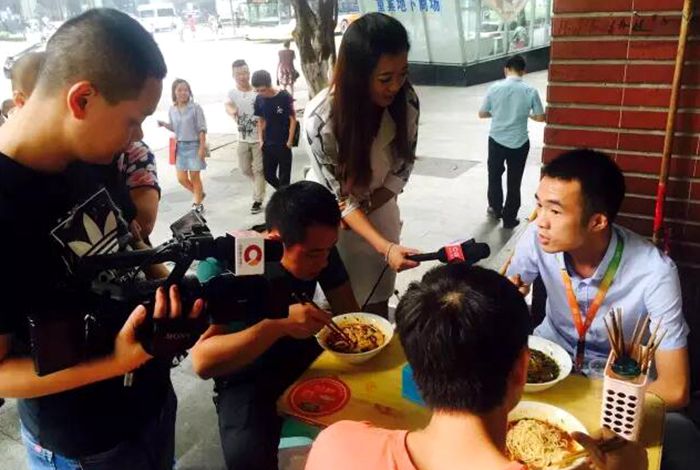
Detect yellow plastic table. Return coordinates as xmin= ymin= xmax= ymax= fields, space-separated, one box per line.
xmin=279 ymin=336 xmax=665 ymax=469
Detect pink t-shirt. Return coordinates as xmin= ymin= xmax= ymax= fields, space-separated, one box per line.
xmin=305 ymin=421 xmax=527 ymax=470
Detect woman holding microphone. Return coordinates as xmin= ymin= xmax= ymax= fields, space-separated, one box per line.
xmin=304 ymin=13 xmax=420 ymax=316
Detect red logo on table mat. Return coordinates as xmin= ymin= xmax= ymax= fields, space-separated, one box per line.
xmin=287 ymin=377 xmax=351 ymax=417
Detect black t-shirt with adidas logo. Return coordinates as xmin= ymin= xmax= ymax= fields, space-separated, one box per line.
xmin=0 ymin=152 xmax=171 ymax=458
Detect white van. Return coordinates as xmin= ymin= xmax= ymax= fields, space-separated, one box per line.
xmin=137 ymin=3 xmax=178 ymax=32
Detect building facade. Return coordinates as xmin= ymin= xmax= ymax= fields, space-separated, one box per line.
xmin=358 ymin=0 xmax=552 ymax=85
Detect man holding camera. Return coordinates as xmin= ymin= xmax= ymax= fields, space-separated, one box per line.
xmin=0 ymin=10 xmax=202 ymax=470
xmin=191 ymin=180 xmax=360 ymax=470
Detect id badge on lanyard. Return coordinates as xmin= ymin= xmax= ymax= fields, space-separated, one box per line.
xmin=560 ymin=234 xmax=624 ymax=371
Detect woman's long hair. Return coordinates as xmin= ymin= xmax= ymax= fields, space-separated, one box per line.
xmin=331 ymin=13 xmax=413 ymax=191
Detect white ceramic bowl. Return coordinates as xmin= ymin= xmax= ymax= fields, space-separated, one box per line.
xmin=316 ymin=312 xmax=394 ymax=365
xmin=508 ymin=401 xmax=587 ymax=470
xmin=525 ymin=335 xmax=573 ymax=393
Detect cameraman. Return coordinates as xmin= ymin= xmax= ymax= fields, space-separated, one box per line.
xmin=0 ymin=9 xmax=202 ymax=470
xmin=191 ymin=180 xmax=360 ymax=470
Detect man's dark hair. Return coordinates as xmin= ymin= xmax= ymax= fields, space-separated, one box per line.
xmin=505 ymin=54 xmax=526 ymax=73
xmin=542 ymin=149 xmax=626 ymax=223
xmin=265 ymin=181 xmax=341 ymax=245
xmin=251 ymin=70 xmax=272 ymax=88
xmin=396 ymin=264 xmax=530 ymax=413
xmin=232 ymin=59 xmax=247 ymax=69
xmin=36 ymin=8 xmax=167 ymax=104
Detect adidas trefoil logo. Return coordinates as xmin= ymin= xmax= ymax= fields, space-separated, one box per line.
xmin=68 ymin=211 xmax=119 ymax=258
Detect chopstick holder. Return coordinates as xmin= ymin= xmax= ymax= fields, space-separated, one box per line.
xmin=600 ymin=350 xmax=649 ymax=442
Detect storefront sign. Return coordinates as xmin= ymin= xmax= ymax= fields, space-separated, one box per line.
xmin=376 ymin=0 xmax=441 ymax=13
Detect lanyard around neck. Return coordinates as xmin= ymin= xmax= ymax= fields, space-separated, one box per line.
xmin=560 ymin=234 xmax=624 ymax=370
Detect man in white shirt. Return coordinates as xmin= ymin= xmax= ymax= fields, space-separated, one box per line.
xmin=226 ymin=59 xmax=265 ymax=214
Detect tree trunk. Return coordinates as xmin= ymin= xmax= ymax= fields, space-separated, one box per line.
xmin=291 ymin=0 xmax=337 ymax=99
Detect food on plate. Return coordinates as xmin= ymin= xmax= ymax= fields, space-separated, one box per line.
xmin=528 ymin=348 xmax=561 ymax=383
xmin=325 ymin=322 xmax=385 ymax=354
xmin=506 ymin=418 xmax=577 ymax=469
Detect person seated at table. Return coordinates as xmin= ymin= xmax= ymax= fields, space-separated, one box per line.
xmin=305 ymin=264 xmax=647 ymax=470
xmin=190 ymin=180 xmax=360 ymax=470
xmin=507 ymin=148 xmax=698 ymax=470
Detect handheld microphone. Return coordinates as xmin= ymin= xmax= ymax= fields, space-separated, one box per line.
xmin=407 ymin=239 xmax=491 ymax=265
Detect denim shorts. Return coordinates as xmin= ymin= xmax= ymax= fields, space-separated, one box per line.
xmin=175 ymin=140 xmax=206 ymax=171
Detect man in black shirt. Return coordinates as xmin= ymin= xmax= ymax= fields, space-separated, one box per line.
xmin=0 ymin=9 xmax=201 ymax=470
xmin=252 ymin=69 xmax=297 ymax=189
xmin=191 ymin=181 xmax=359 ymax=470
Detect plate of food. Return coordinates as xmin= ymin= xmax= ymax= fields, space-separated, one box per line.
xmin=316 ymin=312 xmax=394 ymax=364
xmin=526 ymin=335 xmax=572 ymax=393
xmin=507 ymin=401 xmax=587 ymax=470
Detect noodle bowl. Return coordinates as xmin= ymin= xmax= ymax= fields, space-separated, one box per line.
xmin=506 ymin=401 xmax=587 ymax=470
xmin=316 ymin=312 xmax=394 ymax=364
xmin=506 ymin=419 xmax=576 ymax=469
xmin=326 ymin=323 xmax=385 ymax=353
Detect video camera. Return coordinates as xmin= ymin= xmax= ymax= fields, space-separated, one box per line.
xmin=29 ymin=192 xmax=281 ymax=376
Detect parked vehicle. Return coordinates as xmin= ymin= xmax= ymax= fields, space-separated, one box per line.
xmin=137 ymin=3 xmax=178 ymax=32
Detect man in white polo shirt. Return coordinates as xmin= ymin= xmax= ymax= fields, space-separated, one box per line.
xmin=226 ymin=59 xmax=265 ymax=214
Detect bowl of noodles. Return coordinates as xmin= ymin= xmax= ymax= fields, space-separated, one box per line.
xmin=525 ymin=336 xmax=572 ymax=393
xmin=316 ymin=312 xmax=394 ymax=364
xmin=507 ymin=401 xmax=587 ymax=470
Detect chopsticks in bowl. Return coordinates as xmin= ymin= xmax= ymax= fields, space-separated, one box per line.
xmin=291 ymin=292 xmax=353 ymax=344
xmin=555 ymin=435 xmax=627 ymax=467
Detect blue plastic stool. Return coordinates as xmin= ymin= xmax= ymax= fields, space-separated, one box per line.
xmin=280 ymin=417 xmax=320 ymax=448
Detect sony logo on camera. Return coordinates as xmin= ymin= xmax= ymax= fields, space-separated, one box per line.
xmin=229 ymin=230 xmax=265 ymax=276
xmin=165 ymin=332 xmax=191 ymax=341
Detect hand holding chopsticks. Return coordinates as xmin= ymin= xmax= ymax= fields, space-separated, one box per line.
xmin=568 ymin=430 xmax=648 ymax=470
xmin=291 ymin=292 xmax=353 ymax=344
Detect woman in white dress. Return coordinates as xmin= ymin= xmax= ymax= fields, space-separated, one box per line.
xmin=304 ymin=13 xmax=421 ymax=316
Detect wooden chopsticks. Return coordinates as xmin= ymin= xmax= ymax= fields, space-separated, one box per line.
xmin=291 ymin=292 xmax=352 ymax=344
xmin=555 ymin=435 xmax=628 ymax=467
xmin=604 ymin=308 xmax=667 ymax=376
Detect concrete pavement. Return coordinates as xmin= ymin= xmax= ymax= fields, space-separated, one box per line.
xmin=0 ymin=70 xmax=548 ymax=470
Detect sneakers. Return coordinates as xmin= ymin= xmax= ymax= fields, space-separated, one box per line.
xmin=251 ymin=201 xmax=263 ymax=214
xmin=192 ymin=203 xmax=204 ymax=214
xmin=503 ymin=218 xmax=520 ymax=229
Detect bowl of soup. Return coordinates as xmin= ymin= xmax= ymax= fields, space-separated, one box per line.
xmin=316 ymin=312 xmax=394 ymax=364
xmin=525 ymin=336 xmax=572 ymax=393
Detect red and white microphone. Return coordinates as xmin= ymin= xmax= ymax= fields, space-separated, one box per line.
xmin=406 ymin=239 xmax=491 ymax=265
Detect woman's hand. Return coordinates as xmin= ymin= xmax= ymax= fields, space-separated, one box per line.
xmin=198 ymin=145 xmax=206 ymax=161
xmin=385 ymin=243 xmax=420 ymax=272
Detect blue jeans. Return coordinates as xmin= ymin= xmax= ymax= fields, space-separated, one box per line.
xmin=21 ymin=385 xmax=177 ymax=470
